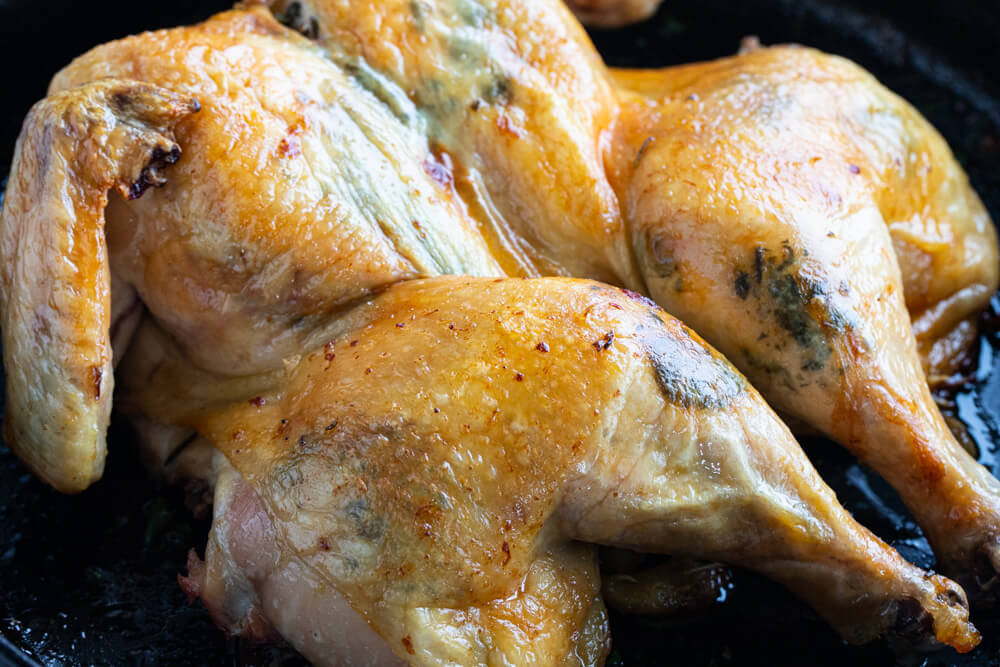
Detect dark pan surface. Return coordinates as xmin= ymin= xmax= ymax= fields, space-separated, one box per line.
xmin=1 ymin=0 xmax=999 ymax=665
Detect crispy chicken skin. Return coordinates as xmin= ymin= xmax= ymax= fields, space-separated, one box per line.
xmin=0 ymin=0 xmax=998 ymax=662
xmin=126 ymin=278 xmax=978 ymax=662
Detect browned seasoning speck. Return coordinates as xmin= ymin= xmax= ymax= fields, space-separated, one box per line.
xmin=535 ymin=341 xmax=549 ymax=352
xmin=350 ymin=339 xmax=359 ymax=347
xmin=402 ymin=637 xmax=415 ymax=655
xmin=278 ymin=136 xmax=301 ymax=158
xmin=594 ymin=331 xmax=615 ymax=351
xmin=501 ymin=541 xmax=511 ymax=566
xmin=249 ymin=396 xmax=265 ymax=407
xmin=515 ymin=372 xmax=524 ymax=382
xmin=90 ymin=365 xmax=103 ymax=399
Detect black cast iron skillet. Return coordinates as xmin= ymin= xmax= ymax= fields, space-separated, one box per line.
xmin=1 ymin=0 xmax=999 ymax=664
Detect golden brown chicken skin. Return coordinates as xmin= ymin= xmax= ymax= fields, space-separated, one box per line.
xmin=121 ymin=277 xmax=979 ymax=663
xmin=611 ymin=51 xmax=998 ymax=385
xmin=50 ymin=8 xmax=503 ymax=378
xmin=3 ymin=5 xmax=508 ymax=490
xmin=265 ymin=0 xmax=640 ymax=285
xmin=267 ymin=0 xmax=996 ymax=380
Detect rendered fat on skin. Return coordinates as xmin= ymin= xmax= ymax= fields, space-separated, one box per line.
xmin=122 ymin=277 xmax=979 ymax=663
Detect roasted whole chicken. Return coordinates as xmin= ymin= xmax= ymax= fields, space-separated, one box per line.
xmin=1 ymin=0 xmax=998 ymax=664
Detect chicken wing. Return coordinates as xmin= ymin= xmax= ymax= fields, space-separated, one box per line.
xmin=122 ymin=277 xmax=978 ymax=662
xmin=0 ymin=79 xmax=199 ymax=492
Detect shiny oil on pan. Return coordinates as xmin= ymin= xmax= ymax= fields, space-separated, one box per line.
xmin=0 ymin=0 xmax=998 ymax=664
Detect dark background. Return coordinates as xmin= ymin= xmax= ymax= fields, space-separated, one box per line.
xmin=2 ymin=0 xmax=1000 ymax=665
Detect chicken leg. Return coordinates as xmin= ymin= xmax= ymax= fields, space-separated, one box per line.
xmin=610 ymin=46 xmax=1000 ymax=580
xmin=120 ymin=277 xmax=980 ymax=661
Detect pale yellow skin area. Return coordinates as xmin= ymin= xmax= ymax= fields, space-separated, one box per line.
xmin=0 ymin=0 xmax=997 ymax=663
